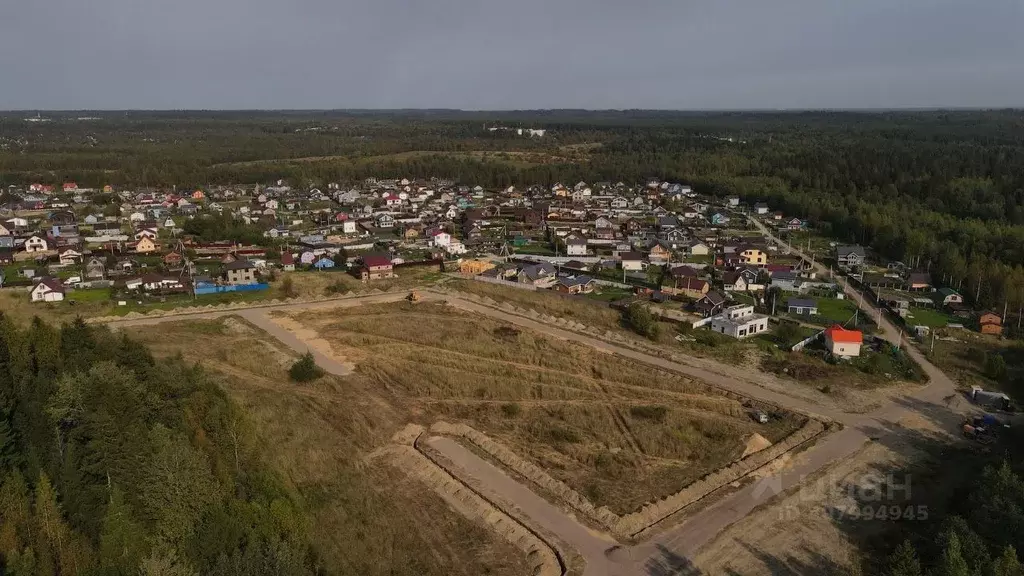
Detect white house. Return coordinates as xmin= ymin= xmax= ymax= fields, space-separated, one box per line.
xmin=565 ymin=235 xmax=588 ymax=257
xmin=445 ymin=240 xmax=467 ymax=256
xmin=824 ymin=325 xmax=863 ymax=358
xmin=342 ymin=220 xmax=358 ymax=234
xmin=710 ymin=305 xmax=770 ymax=339
xmin=31 ymin=278 xmax=65 ymax=302
xmin=24 ymin=235 xmax=49 ymax=253
xmin=429 ymin=231 xmax=451 ymax=247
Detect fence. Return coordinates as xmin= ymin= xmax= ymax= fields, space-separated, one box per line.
xmin=791 ymin=329 xmax=824 ymax=352
xmin=194 ymin=283 xmax=270 ymax=295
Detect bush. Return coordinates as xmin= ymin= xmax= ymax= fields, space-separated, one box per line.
xmin=281 ymin=276 xmax=297 ymax=298
xmin=500 ymin=402 xmax=522 ymax=417
xmin=624 ymin=302 xmax=659 ymax=339
xmin=289 ymin=352 xmax=324 ymax=382
xmin=985 ymin=354 xmax=1008 ymax=381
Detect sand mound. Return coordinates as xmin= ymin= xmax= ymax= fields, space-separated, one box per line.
xmin=742 ymin=433 xmax=774 ymax=458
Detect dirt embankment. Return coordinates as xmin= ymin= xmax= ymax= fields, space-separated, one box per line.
xmin=381 ymin=425 xmax=563 ymax=576
xmin=432 ymin=420 xmax=827 ymax=540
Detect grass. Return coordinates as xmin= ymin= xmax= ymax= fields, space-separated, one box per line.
xmin=927 ymin=330 xmax=1024 ymax=394
xmin=286 ymin=302 xmax=805 ymax=514
xmin=812 ymin=298 xmax=859 ymax=324
xmin=904 ymin=307 xmax=959 ymax=328
xmin=121 ymin=316 xmax=529 ymax=576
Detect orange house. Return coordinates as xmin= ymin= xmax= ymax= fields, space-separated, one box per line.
xmin=192 ymin=189 xmax=205 ymax=200
xmin=979 ymin=312 xmax=1002 ymax=335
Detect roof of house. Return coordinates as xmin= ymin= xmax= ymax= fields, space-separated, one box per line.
xmin=35 ymin=277 xmax=65 ymax=293
xmin=362 ymin=254 xmax=392 ymax=268
xmin=700 ymin=291 xmax=726 ymax=306
xmin=281 ymin=252 xmax=294 ymax=265
xmin=619 ymin=251 xmax=644 ymax=261
xmin=565 ymin=235 xmax=587 ymax=245
xmin=676 ymin=277 xmax=709 ymax=291
xmin=224 ymin=259 xmax=255 ymax=271
xmin=787 ymin=298 xmax=817 ymax=308
xmin=937 ymin=287 xmax=960 ymax=297
xmin=722 ymin=271 xmax=745 ymax=285
xmin=825 ymin=325 xmax=863 ymax=344
xmin=907 ymin=272 xmax=932 ymax=285
xmin=670 ymin=265 xmax=700 ymax=278
xmin=557 ymin=275 xmax=594 ymax=288
xmin=836 ymin=245 xmax=866 ymax=258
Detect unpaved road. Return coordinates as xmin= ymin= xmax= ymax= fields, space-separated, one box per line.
xmin=101 ymin=287 xmax=963 ymax=575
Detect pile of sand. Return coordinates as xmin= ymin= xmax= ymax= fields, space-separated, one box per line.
xmin=742 ymin=433 xmax=774 ymax=458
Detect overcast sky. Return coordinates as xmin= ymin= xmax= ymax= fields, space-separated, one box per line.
xmin=2 ymin=0 xmax=1021 ymax=110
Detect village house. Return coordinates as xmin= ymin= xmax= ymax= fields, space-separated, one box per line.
xmin=710 ymin=305 xmax=769 ymax=339
xmin=667 ymin=276 xmax=710 ymax=299
xmin=647 ymin=241 xmax=672 ymax=265
xmin=787 ymin=298 xmax=819 ymax=316
xmin=979 ymin=312 xmax=1003 ymax=336
xmin=553 ymin=275 xmax=595 ymax=295
xmin=737 ymin=246 xmax=768 ymax=267
xmin=281 ymin=252 xmax=295 ymax=272
xmin=835 ymin=245 xmax=866 ymax=269
xmin=517 ymin=263 xmax=557 ymax=287
xmin=85 ymin=257 xmax=107 ymax=279
xmin=134 ymin=236 xmax=158 ymax=254
xmin=31 ymin=277 xmax=65 ymax=302
xmin=23 ymin=235 xmax=49 ymax=253
xmin=619 ymin=252 xmax=644 ymax=272
xmin=360 ymin=254 xmax=395 ymax=282
xmin=694 ymin=291 xmax=727 ymax=317
xmin=224 ymin=260 xmax=258 ymax=285
xmin=722 ymin=270 xmax=748 ymax=292
xmin=564 ymin=235 xmax=588 ymax=257
xmin=906 ymin=272 xmax=932 ymax=291
xmin=824 ymin=325 xmax=863 ymax=358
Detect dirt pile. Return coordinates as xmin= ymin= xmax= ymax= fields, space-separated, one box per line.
xmin=741 ymin=433 xmax=773 ymax=458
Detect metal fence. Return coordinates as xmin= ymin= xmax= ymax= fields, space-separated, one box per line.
xmin=194 ymin=283 xmax=270 ymax=295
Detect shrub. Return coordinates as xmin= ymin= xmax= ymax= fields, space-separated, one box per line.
xmin=281 ymin=276 xmax=297 ymax=298
xmin=624 ymin=302 xmax=659 ymax=339
xmin=500 ymin=402 xmax=522 ymax=417
xmin=289 ymin=352 xmax=324 ymax=382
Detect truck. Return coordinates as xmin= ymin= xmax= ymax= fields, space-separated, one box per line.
xmin=971 ymin=386 xmax=1013 ymax=412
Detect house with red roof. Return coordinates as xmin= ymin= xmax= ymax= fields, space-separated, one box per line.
xmin=824 ymin=325 xmax=863 ymax=358
xmin=359 ymin=254 xmax=395 ymax=282
xmin=62 ymin=182 xmax=78 ymax=192
xmin=280 ymin=252 xmax=295 ymax=272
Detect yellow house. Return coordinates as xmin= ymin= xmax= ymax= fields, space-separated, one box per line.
xmin=740 ymin=247 xmax=768 ymax=266
xmin=459 ymin=259 xmax=496 ymax=275
xmin=134 ymin=236 xmax=158 ymax=254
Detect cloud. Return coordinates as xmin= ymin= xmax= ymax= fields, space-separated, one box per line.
xmin=2 ymin=0 xmax=1021 ymax=109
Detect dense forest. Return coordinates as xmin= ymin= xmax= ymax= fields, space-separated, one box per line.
xmin=3 ymin=110 xmax=1024 ymax=310
xmin=0 ymin=315 xmax=317 ymax=575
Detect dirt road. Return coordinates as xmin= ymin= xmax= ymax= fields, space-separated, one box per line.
xmin=100 ymin=288 xmax=964 ymax=575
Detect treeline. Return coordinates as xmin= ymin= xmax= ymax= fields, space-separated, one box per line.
xmin=0 ymin=316 xmax=317 ymax=576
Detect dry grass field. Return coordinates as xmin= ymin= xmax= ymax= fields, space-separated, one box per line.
xmin=282 ymin=301 xmax=805 ymax=515
xmin=120 ymin=316 xmax=528 ymax=576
